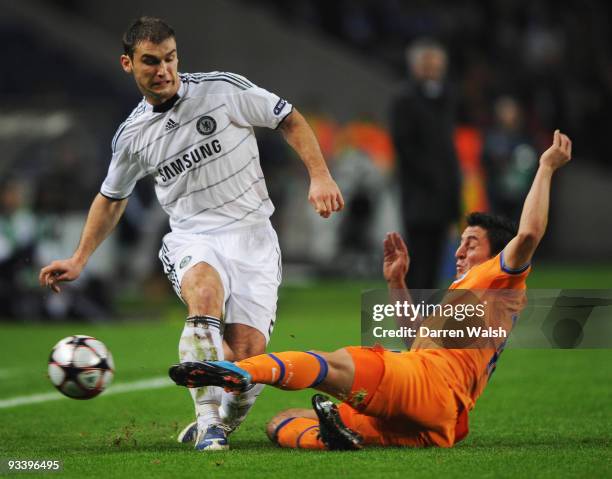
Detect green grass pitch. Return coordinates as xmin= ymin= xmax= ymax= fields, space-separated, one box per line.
xmin=0 ymin=267 xmax=611 ymax=478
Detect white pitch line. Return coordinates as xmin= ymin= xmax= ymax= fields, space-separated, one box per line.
xmin=0 ymin=376 xmax=174 ymax=409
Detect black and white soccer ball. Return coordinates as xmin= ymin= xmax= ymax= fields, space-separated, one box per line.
xmin=47 ymin=335 xmax=114 ymax=399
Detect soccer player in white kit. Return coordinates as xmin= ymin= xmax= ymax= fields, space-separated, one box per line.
xmin=39 ymin=17 xmax=344 ymax=451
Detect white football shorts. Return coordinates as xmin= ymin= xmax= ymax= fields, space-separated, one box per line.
xmin=159 ymin=220 xmax=281 ymax=343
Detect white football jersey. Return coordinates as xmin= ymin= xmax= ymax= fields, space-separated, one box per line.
xmin=101 ymin=72 xmax=293 ymax=234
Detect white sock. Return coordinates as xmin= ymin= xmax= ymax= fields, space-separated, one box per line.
xmin=179 ymin=316 xmax=224 ymax=430
xmin=220 ymin=383 xmax=265 ymax=431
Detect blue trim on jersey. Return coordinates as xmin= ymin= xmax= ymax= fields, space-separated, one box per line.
xmin=273 ymin=417 xmax=297 ymax=442
xmin=267 ymin=353 xmax=286 ymax=384
xmin=306 ymin=352 xmax=329 ymax=388
xmin=500 ymin=250 xmax=530 ymax=274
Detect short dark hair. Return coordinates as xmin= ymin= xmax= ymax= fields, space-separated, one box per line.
xmin=122 ymin=17 xmax=175 ymax=57
xmin=466 ymin=212 xmax=517 ymax=256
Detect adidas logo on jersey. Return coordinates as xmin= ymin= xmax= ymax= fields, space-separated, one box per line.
xmin=165 ymin=118 xmax=179 ymax=131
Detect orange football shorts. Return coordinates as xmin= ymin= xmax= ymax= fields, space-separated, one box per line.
xmin=339 ymin=346 xmax=468 ymax=447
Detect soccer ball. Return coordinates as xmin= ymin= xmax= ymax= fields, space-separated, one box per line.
xmin=47 ymin=335 xmax=114 ymax=399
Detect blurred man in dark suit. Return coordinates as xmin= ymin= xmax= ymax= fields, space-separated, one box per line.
xmin=390 ymin=39 xmax=461 ymax=289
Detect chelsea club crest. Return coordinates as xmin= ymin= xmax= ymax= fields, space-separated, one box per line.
xmin=179 ymin=256 xmax=192 ymax=269
xmin=196 ymin=116 xmax=217 ymax=135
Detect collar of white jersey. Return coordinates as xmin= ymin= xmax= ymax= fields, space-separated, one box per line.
xmin=144 ymin=81 xmax=186 ymax=114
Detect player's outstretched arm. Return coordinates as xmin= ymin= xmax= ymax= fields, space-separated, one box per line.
xmin=503 ymin=130 xmax=572 ymax=269
xmin=278 ymin=109 xmax=344 ymax=218
xmin=39 ymin=193 xmax=128 ymax=293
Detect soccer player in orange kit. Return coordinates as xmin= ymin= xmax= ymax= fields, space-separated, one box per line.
xmin=169 ymin=130 xmax=572 ymax=450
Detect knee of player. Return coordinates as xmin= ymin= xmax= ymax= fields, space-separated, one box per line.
xmin=309 ymin=348 xmax=351 ymax=373
xmin=266 ymin=411 xmax=292 ymax=442
xmin=265 ymin=418 xmax=279 ymax=442
xmin=232 ymin=346 xmax=264 ymax=361
xmin=266 ymin=409 xmax=311 ymax=442
xmin=225 ymin=325 xmax=267 ymax=360
xmin=184 ymin=283 xmax=223 ymax=312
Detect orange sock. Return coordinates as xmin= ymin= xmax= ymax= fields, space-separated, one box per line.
xmin=236 ymin=351 xmax=328 ymax=390
xmin=274 ymin=417 xmax=325 ymax=449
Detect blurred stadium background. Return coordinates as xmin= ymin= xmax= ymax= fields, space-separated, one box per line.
xmin=1 ymin=2 xmax=611 ymax=477
xmin=1 ymin=0 xmax=611 ymax=318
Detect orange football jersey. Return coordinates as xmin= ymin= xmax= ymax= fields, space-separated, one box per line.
xmin=412 ymin=251 xmax=530 ymax=411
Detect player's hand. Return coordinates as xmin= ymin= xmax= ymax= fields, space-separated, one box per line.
xmin=308 ymin=175 xmax=344 ymax=218
xmin=39 ymin=258 xmax=84 ymax=293
xmin=383 ymin=232 xmax=410 ymax=286
xmin=540 ymin=129 xmax=572 ymax=171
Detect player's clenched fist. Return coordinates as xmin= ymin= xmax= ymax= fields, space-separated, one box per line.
xmin=540 ymin=129 xmax=572 ymax=171
xmin=308 ymin=175 xmax=345 ymax=218
xmin=39 ymin=258 xmax=84 ymax=293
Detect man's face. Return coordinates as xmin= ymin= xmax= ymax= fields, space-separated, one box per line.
xmin=412 ymin=48 xmax=447 ymax=82
xmin=121 ymin=37 xmax=179 ymax=104
xmin=455 ymin=226 xmax=492 ymax=277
